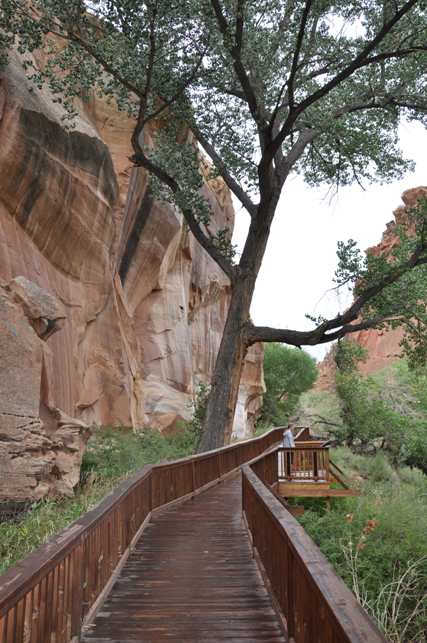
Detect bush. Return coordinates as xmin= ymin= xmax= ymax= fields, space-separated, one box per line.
xmin=80 ymin=426 xmax=148 ymax=483
xmin=186 ymin=382 xmax=210 ymax=451
xmin=335 ymin=371 xmax=406 ymax=450
xmin=299 ymin=449 xmax=427 ymax=642
xmin=358 ymin=453 xmax=396 ymax=483
xmin=330 ymin=353 xmax=427 ymax=472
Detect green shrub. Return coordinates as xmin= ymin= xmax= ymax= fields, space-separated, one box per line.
xmin=80 ymin=426 xmax=148 ymax=483
xmin=0 ymin=478 xmax=118 ymax=575
xmin=358 ymin=453 xmax=395 ymax=483
xmin=299 ymin=449 xmax=427 ymax=642
xmin=330 ymin=355 xmax=427 ymax=473
xmin=331 ymin=446 xmax=367 ymax=475
xmin=185 ymin=382 xmax=210 ymax=451
xmin=398 ymin=465 xmax=427 ymax=488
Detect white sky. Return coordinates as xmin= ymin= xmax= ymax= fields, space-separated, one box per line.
xmin=232 ymin=120 xmax=427 ymax=361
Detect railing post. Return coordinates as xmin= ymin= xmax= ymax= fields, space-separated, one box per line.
xmin=287 ymin=551 xmax=296 ymax=640
xmin=149 ymin=472 xmax=153 ymax=511
xmin=313 ymin=450 xmax=319 ymax=481
xmin=70 ymin=539 xmax=84 ymax=638
xmin=325 ymin=449 xmax=330 ymax=482
xmin=192 ymin=460 xmax=196 ymax=493
xmin=278 ymin=449 xmax=283 ymax=480
xmin=286 ymin=450 xmax=292 ymax=481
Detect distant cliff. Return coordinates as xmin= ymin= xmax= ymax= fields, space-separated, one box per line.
xmin=316 ymin=187 xmax=427 ymax=390
xmin=0 ymin=49 xmax=264 ymax=500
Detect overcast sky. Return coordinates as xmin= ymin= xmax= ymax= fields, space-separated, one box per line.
xmin=232 ymin=119 xmax=427 ymax=361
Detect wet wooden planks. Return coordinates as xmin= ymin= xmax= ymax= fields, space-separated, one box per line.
xmin=82 ymin=474 xmax=287 ymax=643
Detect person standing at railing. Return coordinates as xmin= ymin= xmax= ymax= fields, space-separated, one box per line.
xmin=282 ymin=426 xmax=295 ymax=479
xmin=282 ymin=426 xmax=295 ymax=449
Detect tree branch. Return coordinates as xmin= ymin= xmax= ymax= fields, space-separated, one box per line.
xmin=130 ymin=3 xmax=158 ymax=154
xmin=246 ymin=231 xmax=427 ymax=347
xmin=287 ymin=0 xmax=314 ymax=111
xmin=277 ymin=128 xmax=316 ymax=179
xmin=209 ymin=0 xmax=268 ymax=136
xmin=130 ymin=122 xmax=236 ymax=281
xmin=364 ymin=45 xmax=427 ymax=65
xmin=333 ymin=247 xmax=427 ymax=331
xmin=188 ymin=119 xmax=257 ymax=217
xmin=246 ymin=316 xmax=395 ymax=347
xmin=265 ymin=0 xmax=419 ymax=165
xmin=181 ymin=207 xmax=236 ymax=281
xmin=144 ymin=47 xmax=207 ymax=125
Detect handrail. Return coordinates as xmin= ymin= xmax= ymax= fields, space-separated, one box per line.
xmin=277 ymin=446 xmax=330 ymax=482
xmin=241 ymin=448 xmax=386 ymax=643
xmin=0 ymin=427 xmax=283 ymax=642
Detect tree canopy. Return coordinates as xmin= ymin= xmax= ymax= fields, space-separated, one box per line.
xmin=2 ymin=0 xmax=427 ymax=446
xmin=260 ymin=343 xmax=318 ymax=426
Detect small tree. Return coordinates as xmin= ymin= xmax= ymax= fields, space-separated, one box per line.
xmin=333 ymin=340 xmax=427 ymax=469
xmin=2 ymin=1 xmax=427 ymax=448
xmin=335 ymin=338 xmax=368 ymax=374
xmin=260 ymin=343 xmax=317 ymax=425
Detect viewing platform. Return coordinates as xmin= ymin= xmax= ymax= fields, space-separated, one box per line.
xmin=276 ymin=427 xmax=360 ymax=499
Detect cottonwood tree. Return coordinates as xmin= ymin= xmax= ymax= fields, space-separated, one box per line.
xmin=2 ymin=0 xmax=427 ymax=449
xmin=261 ymin=343 xmax=318 ymax=425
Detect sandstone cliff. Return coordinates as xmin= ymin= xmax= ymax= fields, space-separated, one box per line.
xmin=316 ymin=187 xmax=427 ymax=390
xmin=0 ymin=51 xmax=264 ymax=500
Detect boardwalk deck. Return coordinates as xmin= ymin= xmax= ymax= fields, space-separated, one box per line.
xmin=82 ymin=474 xmax=287 ymax=643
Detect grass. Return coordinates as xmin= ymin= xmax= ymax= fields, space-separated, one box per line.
xmin=0 ymin=425 xmax=197 ymax=575
xmin=297 ymin=448 xmax=427 ymax=642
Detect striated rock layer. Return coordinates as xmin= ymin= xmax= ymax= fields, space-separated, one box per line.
xmin=316 ymin=187 xmax=427 ymax=390
xmin=0 ymin=52 xmax=264 ymax=499
xmin=0 ymin=277 xmax=90 ymax=500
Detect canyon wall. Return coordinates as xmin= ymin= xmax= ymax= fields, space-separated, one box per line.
xmin=316 ymin=187 xmax=426 ymax=390
xmin=0 ymin=51 xmax=264 ymax=500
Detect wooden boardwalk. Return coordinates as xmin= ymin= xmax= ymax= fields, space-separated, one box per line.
xmin=82 ymin=474 xmax=287 ymax=643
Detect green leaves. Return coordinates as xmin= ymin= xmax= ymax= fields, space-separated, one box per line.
xmin=3 ymin=0 xmax=426 ymax=201
xmin=335 ymin=339 xmax=368 ymax=374
xmin=259 ymin=343 xmax=318 ymax=426
xmin=335 ymin=239 xmax=366 ymax=289
xmin=211 ymin=227 xmax=237 ymax=262
xmin=330 ymin=198 xmax=427 ymax=366
xmin=333 ymin=355 xmax=427 ymax=478
xmin=2 ymin=0 xmax=427 ymax=361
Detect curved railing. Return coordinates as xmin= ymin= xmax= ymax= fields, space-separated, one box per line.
xmin=241 ymin=448 xmax=386 ymax=643
xmin=0 ymin=427 xmax=283 ymax=643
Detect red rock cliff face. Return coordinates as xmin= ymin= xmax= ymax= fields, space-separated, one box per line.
xmin=316 ymin=187 xmax=427 ymax=390
xmin=0 ymin=51 xmax=264 ymax=499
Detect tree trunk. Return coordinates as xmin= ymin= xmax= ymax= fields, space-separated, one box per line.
xmin=198 ymin=275 xmax=253 ymax=451
xmin=198 ymin=194 xmax=279 ymax=451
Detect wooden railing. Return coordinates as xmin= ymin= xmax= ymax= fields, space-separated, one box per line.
xmin=0 ymin=427 xmax=283 ymax=643
xmin=278 ymin=446 xmax=330 ymax=482
xmin=242 ymin=449 xmax=386 ymax=643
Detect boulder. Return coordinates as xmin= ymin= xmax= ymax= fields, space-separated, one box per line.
xmin=0 ymin=280 xmax=90 ymax=502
